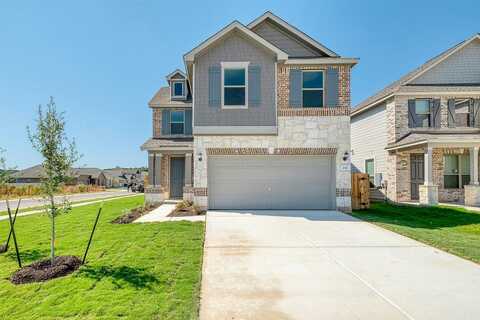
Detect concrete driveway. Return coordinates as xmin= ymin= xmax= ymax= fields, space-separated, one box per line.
xmin=200 ymin=210 xmax=480 ymax=320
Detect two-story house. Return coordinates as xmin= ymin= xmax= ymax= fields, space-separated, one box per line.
xmin=351 ymin=34 xmax=480 ymax=206
xmin=142 ymin=12 xmax=357 ymax=211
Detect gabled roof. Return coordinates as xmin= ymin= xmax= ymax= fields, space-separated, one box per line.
xmin=183 ymin=21 xmax=289 ymax=63
xmin=247 ymin=11 xmax=338 ymax=58
xmin=166 ymin=69 xmax=187 ymax=81
xmin=148 ymin=87 xmax=192 ymax=108
xmin=352 ymin=34 xmax=480 ymax=116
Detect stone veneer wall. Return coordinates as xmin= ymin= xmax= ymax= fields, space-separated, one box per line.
xmin=193 ymin=116 xmax=351 ymax=211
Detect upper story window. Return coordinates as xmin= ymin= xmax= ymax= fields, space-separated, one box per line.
xmin=414 ymin=99 xmax=431 ymax=127
xmin=172 ymin=81 xmax=185 ymax=98
xmin=221 ymin=62 xmax=249 ymax=109
xmin=454 ymin=99 xmax=471 ymax=127
xmin=170 ymin=110 xmax=184 ymax=135
xmin=302 ymin=71 xmax=324 ymax=108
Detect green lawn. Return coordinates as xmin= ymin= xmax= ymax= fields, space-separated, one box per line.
xmin=351 ymin=202 xmax=480 ymax=264
xmin=0 ymin=195 xmax=205 ymax=319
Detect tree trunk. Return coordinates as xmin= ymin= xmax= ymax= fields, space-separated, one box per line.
xmin=50 ymin=195 xmax=56 ymax=265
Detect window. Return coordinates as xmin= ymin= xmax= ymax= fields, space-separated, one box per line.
xmin=454 ymin=99 xmax=470 ymax=127
xmin=222 ymin=62 xmax=248 ymax=108
xmin=365 ymin=159 xmax=375 ymax=187
xmin=172 ymin=81 xmax=185 ymax=98
xmin=444 ymin=154 xmax=470 ymax=188
xmin=302 ymin=71 xmax=324 ymax=108
xmin=170 ymin=110 xmax=184 ymax=135
xmin=415 ymin=99 xmax=431 ymax=127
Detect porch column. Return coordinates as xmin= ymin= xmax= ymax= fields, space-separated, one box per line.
xmin=465 ymin=146 xmax=480 ymax=207
xmin=424 ymin=146 xmax=434 ymax=186
xmin=154 ymin=153 xmax=162 ymax=186
xmin=148 ymin=153 xmax=154 ymax=185
xmin=419 ymin=146 xmax=438 ymax=205
xmin=470 ymin=146 xmax=479 ymax=185
xmin=184 ymin=153 xmax=193 ymax=186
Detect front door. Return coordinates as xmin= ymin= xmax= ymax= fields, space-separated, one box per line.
xmin=410 ymin=154 xmax=424 ymax=200
xmin=170 ymin=157 xmax=185 ymax=199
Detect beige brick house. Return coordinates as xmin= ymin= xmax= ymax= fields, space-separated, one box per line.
xmin=351 ymin=34 xmax=480 ymax=206
xmin=142 ymin=12 xmax=357 ymax=211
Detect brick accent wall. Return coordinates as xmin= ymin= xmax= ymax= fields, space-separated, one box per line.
xmin=278 ymin=107 xmax=350 ymax=117
xmin=206 ymin=147 xmax=337 ymax=156
xmin=153 ymin=108 xmax=162 ymax=138
xmin=277 ymin=63 xmax=351 ymax=111
xmin=160 ymin=154 xmax=170 ymax=195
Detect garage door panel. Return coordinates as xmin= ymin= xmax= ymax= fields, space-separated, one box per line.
xmin=208 ymin=155 xmax=335 ymax=210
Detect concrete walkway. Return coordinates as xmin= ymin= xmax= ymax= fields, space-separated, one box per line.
xmin=0 ymin=194 xmax=138 ymax=221
xmin=200 ymin=210 xmax=480 ymax=320
xmin=134 ymin=202 xmax=205 ymax=223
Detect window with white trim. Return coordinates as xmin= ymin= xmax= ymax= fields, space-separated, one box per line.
xmin=415 ymin=99 xmax=431 ymax=127
xmin=365 ymin=159 xmax=375 ymax=187
xmin=172 ymin=81 xmax=185 ymax=98
xmin=221 ymin=62 xmax=249 ymax=108
xmin=170 ymin=110 xmax=185 ymax=135
xmin=302 ymin=70 xmax=324 ymax=108
xmin=444 ymin=154 xmax=470 ymax=188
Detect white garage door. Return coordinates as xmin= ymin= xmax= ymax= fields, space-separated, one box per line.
xmin=208 ymin=155 xmax=335 ymax=210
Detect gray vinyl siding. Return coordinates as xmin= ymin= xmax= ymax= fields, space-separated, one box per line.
xmin=411 ymin=39 xmax=480 ymax=85
xmin=194 ymin=31 xmax=276 ymax=127
xmin=351 ymin=103 xmax=388 ymax=180
xmin=251 ymin=20 xmax=321 ymax=57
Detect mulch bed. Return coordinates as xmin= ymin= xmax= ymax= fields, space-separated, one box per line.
xmin=168 ymin=205 xmax=206 ymax=217
xmin=111 ymin=204 xmax=159 ymax=224
xmin=10 ymin=256 xmax=82 ymax=285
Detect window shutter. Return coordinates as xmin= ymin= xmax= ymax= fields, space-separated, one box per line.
xmin=208 ymin=66 xmax=221 ymax=107
xmin=473 ymin=99 xmax=480 ymax=127
xmin=408 ymin=99 xmax=416 ymax=128
xmin=325 ymin=67 xmax=339 ymax=107
xmin=161 ymin=109 xmax=170 ymax=135
xmin=289 ymin=69 xmax=302 ymax=108
xmin=430 ymin=99 xmax=441 ymax=128
xmin=248 ymin=65 xmax=261 ymax=107
xmin=185 ymin=109 xmax=192 ymax=135
xmin=447 ymin=99 xmax=456 ymax=127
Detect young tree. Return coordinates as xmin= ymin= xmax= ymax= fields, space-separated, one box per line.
xmin=0 ymin=148 xmax=11 ymax=187
xmin=28 ymin=97 xmax=79 ymax=265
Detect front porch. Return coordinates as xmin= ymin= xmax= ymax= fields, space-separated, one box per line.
xmin=141 ymin=138 xmax=194 ymax=204
xmin=386 ymin=132 xmax=480 ymax=206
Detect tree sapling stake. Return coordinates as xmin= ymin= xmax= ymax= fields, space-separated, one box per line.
xmin=82 ymin=204 xmax=103 ymax=264
xmin=6 ymin=199 xmax=21 ymax=268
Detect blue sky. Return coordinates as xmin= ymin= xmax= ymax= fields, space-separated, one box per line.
xmin=0 ymin=0 xmax=478 ymax=169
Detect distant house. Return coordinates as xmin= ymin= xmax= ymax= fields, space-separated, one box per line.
xmin=12 ymin=165 xmax=107 ymax=186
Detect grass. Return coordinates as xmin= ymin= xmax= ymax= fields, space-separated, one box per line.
xmin=0 ymin=195 xmax=205 ymax=319
xmin=0 ymin=194 xmax=135 ymax=216
xmin=351 ymin=202 xmax=480 ymax=264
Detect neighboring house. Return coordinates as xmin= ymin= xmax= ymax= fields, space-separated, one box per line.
xmin=12 ymin=165 xmax=107 ymax=186
xmin=71 ymin=168 xmax=105 ymax=185
xmin=351 ymin=34 xmax=480 ymax=206
xmin=141 ymin=11 xmax=357 ymax=211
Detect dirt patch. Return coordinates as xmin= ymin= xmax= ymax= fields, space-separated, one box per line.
xmin=111 ymin=204 xmax=159 ymax=224
xmin=10 ymin=255 xmax=82 ymax=285
xmin=168 ymin=200 xmax=206 ymax=217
